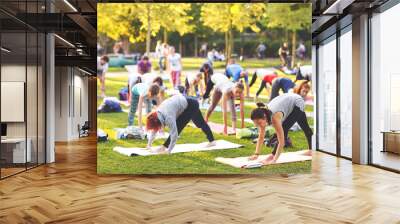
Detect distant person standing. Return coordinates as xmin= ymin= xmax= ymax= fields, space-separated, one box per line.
xmin=256 ymin=42 xmax=266 ymax=59
xmin=137 ymin=55 xmax=152 ymax=75
xmin=158 ymin=43 xmax=169 ymax=73
xmin=97 ymin=55 xmax=109 ymax=98
xmin=167 ymin=46 xmax=182 ymax=88
xmin=296 ymin=42 xmax=306 ymax=60
xmin=278 ymin=42 xmax=290 ymax=68
xmin=200 ymin=42 xmax=208 ymax=57
xmin=113 ymin=42 xmax=124 ymax=55
xmin=155 ymin=41 xmax=163 ymax=71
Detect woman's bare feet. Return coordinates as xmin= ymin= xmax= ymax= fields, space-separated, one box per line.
xmin=303 ymin=150 xmax=312 ymax=156
xmin=260 ymin=154 xmax=275 ymax=165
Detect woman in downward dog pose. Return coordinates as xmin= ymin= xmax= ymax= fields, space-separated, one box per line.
xmin=184 ymin=73 xmax=204 ymax=97
xmin=204 ymin=73 xmax=245 ymax=135
xmin=146 ymin=94 xmax=216 ymax=153
xmin=249 ymin=69 xmax=278 ymax=101
xmin=249 ymin=93 xmax=312 ymax=164
xmin=269 ymin=77 xmax=295 ymax=101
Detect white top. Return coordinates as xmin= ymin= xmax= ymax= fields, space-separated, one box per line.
xmin=155 ymin=44 xmax=162 ymax=57
xmin=211 ymin=73 xmax=234 ymax=93
xmin=168 ymin=53 xmax=182 ymax=71
xmin=186 ymin=73 xmax=199 ymax=84
xmin=97 ymin=57 xmax=109 ymax=74
xmin=267 ymin=93 xmax=305 ymax=122
xmin=128 ymin=73 xmax=140 ymax=89
xmin=299 ymin=65 xmax=312 ymax=79
xmin=255 ymin=68 xmax=275 ymax=78
xmin=141 ymin=73 xmax=160 ymax=85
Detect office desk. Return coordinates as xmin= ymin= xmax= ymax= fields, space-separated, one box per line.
xmin=1 ymin=138 xmax=31 ymax=163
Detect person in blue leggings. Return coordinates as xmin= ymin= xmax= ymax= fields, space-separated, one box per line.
xmin=269 ymin=77 xmax=295 ymax=102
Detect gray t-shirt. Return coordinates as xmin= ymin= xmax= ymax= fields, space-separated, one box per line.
xmin=148 ymin=94 xmax=188 ymax=152
xmin=267 ymin=93 xmax=305 ymax=122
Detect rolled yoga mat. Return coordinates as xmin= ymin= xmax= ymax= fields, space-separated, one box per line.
xmin=113 ymin=139 xmax=243 ymax=156
xmin=235 ymin=126 xmax=275 ymax=139
xmin=215 ymin=150 xmax=312 ymax=169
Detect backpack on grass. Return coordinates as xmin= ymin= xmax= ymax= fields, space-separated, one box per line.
xmin=97 ymin=97 xmax=122 ymax=113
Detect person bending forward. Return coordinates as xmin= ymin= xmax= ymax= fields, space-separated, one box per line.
xmin=146 ymin=94 xmax=216 ymax=153
xmin=204 ymin=73 xmax=245 ymax=135
xmin=249 ymin=93 xmax=312 ymax=164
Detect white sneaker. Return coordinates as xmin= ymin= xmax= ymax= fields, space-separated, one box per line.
xmin=205 ymin=141 xmax=216 ymax=148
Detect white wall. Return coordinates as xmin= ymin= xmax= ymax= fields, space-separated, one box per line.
xmin=54 ymin=67 xmax=89 ymax=141
xmin=1 ymin=65 xmax=28 ymax=139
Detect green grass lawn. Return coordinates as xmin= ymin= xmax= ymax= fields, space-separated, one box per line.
xmin=108 ymin=57 xmax=311 ymax=72
xmin=97 ymin=65 xmax=313 ymax=175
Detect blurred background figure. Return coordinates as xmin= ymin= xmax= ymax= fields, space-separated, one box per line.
xmin=97 ymin=55 xmax=110 ymax=98
xmin=137 ymin=55 xmax=152 ymax=75
xmin=200 ymin=42 xmax=208 ymax=57
xmin=296 ymin=41 xmax=306 ymax=61
xmin=256 ymin=42 xmax=266 ymax=59
xmin=278 ymin=42 xmax=290 ymax=68
xmin=167 ymin=46 xmax=182 ymax=88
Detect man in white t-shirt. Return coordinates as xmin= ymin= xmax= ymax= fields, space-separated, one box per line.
xmin=97 ymin=55 xmax=109 ymax=98
xmin=167 ymin=47 xmax=182 ymax=88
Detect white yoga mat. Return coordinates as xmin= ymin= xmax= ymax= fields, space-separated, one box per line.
xmin=199 ymin=103 xmax=240 ymax=112
xmin=166 ymin=89 xmax=182 ymax=96
xmin=215 ymin=150 xmax=312 ymax=169
xmin=113 ymin=139 xmax=243 ymax=156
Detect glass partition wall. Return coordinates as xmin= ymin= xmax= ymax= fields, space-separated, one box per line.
xmin=315 ymin=24 xmax=353 ymax=159
xmin=0 ymin=2 xmax=46 ymax=179
xmin=317 ymin=35 xmax=337 ymax=155
xmin=370 ymin=3 xmax=400 ymax=171
xmin=339 ymin=26 xmax=352 ymax=159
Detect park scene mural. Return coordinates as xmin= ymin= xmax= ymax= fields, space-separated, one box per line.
xmin=97 ymin=3 xmax=313 ymax=174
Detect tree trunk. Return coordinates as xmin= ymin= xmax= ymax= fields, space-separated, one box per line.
xmin=291 ymin=31 xmax=297 ymax=68
xmin=194 ymin=34 xmax=198 ymax=57
xmin=229 ymin=28 xmax=234 ymax=58
xmin=179 ymin=38 xmax=183 ymax=56
xmin=121 ymin=38 xmax=130 ymax=55
xmin=225 ymin=31 xmax=229 ymax=59
xmin=240 ymin=34 xmax=243 ymax=59
xmin=163 ymin=29 xmax=168 ymax=44
xmin=146 ymin=5 xmax=151 ymax=56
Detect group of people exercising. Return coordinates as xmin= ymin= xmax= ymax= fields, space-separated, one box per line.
xmin=128 ymin=56 xmax=313 ymax=164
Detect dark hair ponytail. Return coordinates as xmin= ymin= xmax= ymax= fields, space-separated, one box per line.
xmin=251 ymin=102 xmax=272 ymax=124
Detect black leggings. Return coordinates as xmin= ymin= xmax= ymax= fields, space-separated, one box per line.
xmin=272 ymin=106 xmax=312 ymax=155
xmin=250 ymin=72 xmax=269 ymax=97
xmin=163 ymin=97 xmax=214 ymax=147
xmin=255 ymin=80 xmax=267 ymax=97
xmin=203 ymin=79 xmax=214 ymax=99
xmin=249 ymin=71 xmax=258 ymax=87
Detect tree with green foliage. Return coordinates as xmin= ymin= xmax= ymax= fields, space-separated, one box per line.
xmin=98 ymin=3 xmax=193 ymax=55
xmin=201 ymin=3 xmax=265 ymax=59
xmin=264 ymin=4 xmax=311 ymax=67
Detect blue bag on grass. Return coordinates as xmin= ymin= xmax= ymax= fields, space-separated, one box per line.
xmin=119 ymin=87 xmax=129 ymax=101
xmin=97 ymin=97 xmax=122 ymax=113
